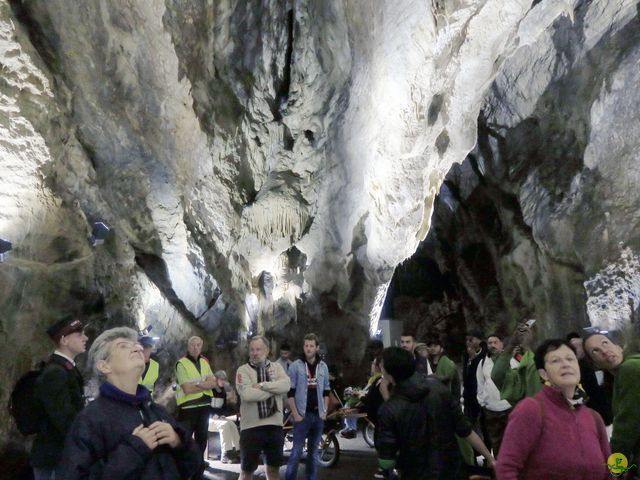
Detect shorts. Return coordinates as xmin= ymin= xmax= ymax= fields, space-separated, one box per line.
xmin=240 ymin=425 xmax=284 ymax=472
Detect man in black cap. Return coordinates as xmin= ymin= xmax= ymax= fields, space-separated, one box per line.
xmin=31 ymin=316 xmax=88 ymax=480
xmin=138 ymin=335 xmax=159 ymax=397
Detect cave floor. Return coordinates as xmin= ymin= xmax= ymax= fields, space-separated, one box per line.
xmin=205 ymin=434 xmax=377 ymax=479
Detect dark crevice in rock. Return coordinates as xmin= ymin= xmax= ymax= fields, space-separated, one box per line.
xmin=275 ymin=8 xmax=295 ymax=119
xmin=75 ymin=129 xmax=99 ymax=171
xmin=427 ymin=94 xmax=444 ymax=126
xmin=300 ymin=215 xmax=314 ymax=237
xmin=244 ymin=187 xmax=259 ymax=207
xmin=134 ymin=249 xmax=197 ymax=322
xmin=8 ymin=0 xmax=60 ymax=75
xmin=304 ymin=129 xmax=315 ymax=144
xmin=283 ymin=124 xmax=294 ymax=151
xmin=435 ymin=130 xmax=450 ymax=156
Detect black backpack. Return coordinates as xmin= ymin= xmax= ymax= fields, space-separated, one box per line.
xmin=9 ymin=361 xmax=47 ymax=435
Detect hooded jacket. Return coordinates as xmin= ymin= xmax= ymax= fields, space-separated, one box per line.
xmin=59 ymin=383 xmax=202 ymax=479
xmin=376 ymin=373 xmax=473 ymax=480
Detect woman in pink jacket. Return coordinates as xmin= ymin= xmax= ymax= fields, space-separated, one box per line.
xmin=496 ymin=338 xmax=610 ymax=480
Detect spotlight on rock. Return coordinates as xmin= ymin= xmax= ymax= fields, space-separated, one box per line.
xmin=89 ymin=221 xmax=111 ymax=247
xmin=0 ymin=238 xmax=12 ymax=263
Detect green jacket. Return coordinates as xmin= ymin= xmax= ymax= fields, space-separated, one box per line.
xmin=611 ymin=353 xmax=640 ymax=461
xmin=490 ymin=350 xmax=541 ymax=406
xmin=434 ymin=355 xmax=461 ymax=400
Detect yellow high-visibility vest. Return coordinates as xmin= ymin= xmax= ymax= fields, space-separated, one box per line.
xmin=139 ymin=358 xmax=159 ymax=395
xmin=175 ymin=356 xmax=213 ymax=407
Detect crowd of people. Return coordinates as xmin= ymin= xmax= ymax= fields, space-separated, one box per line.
xmin=19 ymin=314 xmax=640 ymax=480
xmin=369 ymin=325 xmax=640 ymax=480
xmin=24 ymin=318 xmax=332 ymax=480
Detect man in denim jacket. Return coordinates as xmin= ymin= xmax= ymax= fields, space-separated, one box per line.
xmin=285 ymin=333 xmax=331 ymax=480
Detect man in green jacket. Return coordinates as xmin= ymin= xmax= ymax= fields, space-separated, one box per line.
xmin=490 ymin=321 xmax=541 ymax=406
xmin=584 ymin=333 xmax=640 ymax=464
xmin=425 ymin=338 xmax=461 ymax=399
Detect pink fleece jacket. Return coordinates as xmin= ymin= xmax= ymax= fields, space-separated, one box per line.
xmin=496 ymin=385 xmax=610 ymax=480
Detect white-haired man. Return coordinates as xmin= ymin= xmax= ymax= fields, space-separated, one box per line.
xmin=236 ymin=335 xmax=290 ymax=480
xmin=175 ymin=335 xmax=216 ymax=476
xmin=59 ymin=327 xmax=202 ymax=479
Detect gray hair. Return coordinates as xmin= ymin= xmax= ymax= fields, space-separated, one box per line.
xmin=249 ymin=335 xmax=270 ymax=350
xmin=88 ymin=326 xmax=138 ymax=382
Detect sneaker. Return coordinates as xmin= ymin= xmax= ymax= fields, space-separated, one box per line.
xmin=340 ymin=429 xmax=357 ymax=439
xmin=373 ymin=468 xmax=386 ymax=479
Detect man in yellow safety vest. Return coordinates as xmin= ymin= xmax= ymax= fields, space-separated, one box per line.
xmin=175 ymin=336 xmax=216 ymax=479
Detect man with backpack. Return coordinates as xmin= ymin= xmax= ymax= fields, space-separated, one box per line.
xmin=31 ymin=316 xmax=88 ymax=479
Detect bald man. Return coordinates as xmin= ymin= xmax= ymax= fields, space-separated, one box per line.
xmin=584 ymin=333 xmax=640 ymax=465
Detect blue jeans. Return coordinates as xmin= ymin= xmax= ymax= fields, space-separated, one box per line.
xmin=344 ymin=416 xmax=357 ymax=430
xmin=285 ymin=412 xmax=324 ymax=480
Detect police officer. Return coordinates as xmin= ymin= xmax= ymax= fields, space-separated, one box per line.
xmin=175 ymin=336 xmax=215 ymax=479
xmin=138 ymin=335 xmax=159 ymax=396
xmin=31 ymin=316 xmax=88 ymax=480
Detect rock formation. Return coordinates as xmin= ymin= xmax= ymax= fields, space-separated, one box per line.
xmin=1 ymin=0 xmax=639 ymax=448
xmin=392 ymin=0 xmax=640 ymax=348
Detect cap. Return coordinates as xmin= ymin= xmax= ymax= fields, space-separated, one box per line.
xmin=47 ymin=316 xmax=84 ymax=342
xmin=214 ymin=370 xmax=227 ymax=380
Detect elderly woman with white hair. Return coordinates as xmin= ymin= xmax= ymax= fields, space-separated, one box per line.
xmin=59 ymin=327 xmax=203 ymax=479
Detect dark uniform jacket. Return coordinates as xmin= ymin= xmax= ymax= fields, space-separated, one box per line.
xmin=60 ymin=383 xmax=202 ymax=479
xmin=376 ymin=373 xmax=473 ymax=480
xmin=31 ymin=353 xmax=84 ymax=468
xmin=462 ymin=348 xmax=486 ymax=419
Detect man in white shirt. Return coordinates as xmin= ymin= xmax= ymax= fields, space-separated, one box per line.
xmin=476 ymin=333 xmax=512 ymax=457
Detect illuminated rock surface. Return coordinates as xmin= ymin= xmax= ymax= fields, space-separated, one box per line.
xmin=1 ymin=0 xmax=639 ymax=445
